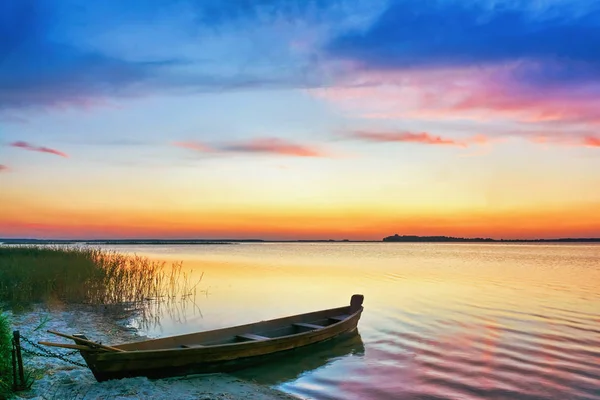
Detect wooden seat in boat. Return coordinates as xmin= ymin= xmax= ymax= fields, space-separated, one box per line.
xmin=293 ymin=322 xmax=324 ymax=330
xmin=236 ymin=333 xmax=269 ymax=341
xmin=329 ymin=315 xmax=349 ymax=322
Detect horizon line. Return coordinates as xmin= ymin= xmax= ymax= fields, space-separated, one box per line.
xmin=2 ymin=235 xmax=600 ymax=243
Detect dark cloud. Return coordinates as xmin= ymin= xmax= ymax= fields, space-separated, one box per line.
xmin=0 ymin=0 xmax=349 ymax=112
xmin=189 ymin=0 xmax=338 ymax=25
xmin=0 ymin=1 xmax=177 ymax=111
xmin=328 ymin=0 xmax=600 ymax=84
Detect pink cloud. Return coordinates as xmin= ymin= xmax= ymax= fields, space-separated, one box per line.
xmin=445 ymin=83 xmax=600 ymax=125
xmin=511 ymin=131 xmax=600 ymax=148
xmin=309 ymin=63 xmax=600 ymax=147
xmin=223 ymin=138 xmax=326 ymax=157
xmin=320 ymin=65 xmax=600 ymax=124
xmin=346 ymin=130 xmax=488 ymax=148
xmin=0 ymin=164 xmax=8 ymax=172
xmin=10 ymin=141 xmax=68 ymax=158
xmin=172 ymin=141 xmax=215 ymax=153
xmin=173 ymin=138 xmax=328 ymax=157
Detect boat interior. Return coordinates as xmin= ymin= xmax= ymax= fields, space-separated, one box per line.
xmin=115 ymin=305 xmax=358 ymax=351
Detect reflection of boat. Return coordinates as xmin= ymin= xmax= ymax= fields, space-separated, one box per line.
xmin=233 ymin=329 xmax=365 ymax=385
xmin=48 ymin=294 xmax=364 ymax=382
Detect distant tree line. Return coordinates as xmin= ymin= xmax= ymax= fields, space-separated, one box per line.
xmin=382 ymin=234 xmax=600 ymax=243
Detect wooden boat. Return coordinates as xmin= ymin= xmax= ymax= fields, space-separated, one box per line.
xmin=45 ymin=294 xmax=364 ymax=381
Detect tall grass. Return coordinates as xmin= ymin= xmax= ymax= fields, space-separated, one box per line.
xmin=0 ymin=246 xmax=200 ymax=308
xmin=0 ymin=309 xmax=11 ymax=399
xmin=0 ymin=247 xmax=202 ymax=396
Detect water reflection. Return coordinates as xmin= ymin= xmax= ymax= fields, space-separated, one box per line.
xmin=233 ymin=331 xmax=365 ymax=385
xmin=125 ymin=297 xmax=204 ymax=333
xmin=93 ymin=243 xmax=600 ymax=400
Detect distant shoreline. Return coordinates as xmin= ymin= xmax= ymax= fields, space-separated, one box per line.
xmin=381 ymin=234 xmax=600 ymax=243
xmin=1 ymin=236 xmax=600 ymax=245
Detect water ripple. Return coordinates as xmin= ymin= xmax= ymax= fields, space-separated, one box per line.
xmin=125 ymin=243 xmax=600 ymax=400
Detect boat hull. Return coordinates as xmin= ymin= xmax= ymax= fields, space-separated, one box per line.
xmin=75 ymin=296 xmax=364 ymax=381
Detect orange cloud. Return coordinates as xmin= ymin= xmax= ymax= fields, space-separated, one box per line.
xmin=346 ymin=130 xmax=489 ymax=148
xmin=10 ymin=141 xmax=68 ymax=158
xmin=584 ymin=136 xmax=600 ymax=147
xmin=0 ymin=164 xmax=8 ymax=172
xmin=523 ymin=133 xmax=600 ymax=148
xmin=174 ymin=137 xmax=328 ymax=157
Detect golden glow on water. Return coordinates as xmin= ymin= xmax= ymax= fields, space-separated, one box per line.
xmin=93 ymin=243 xmax=600 ymax=399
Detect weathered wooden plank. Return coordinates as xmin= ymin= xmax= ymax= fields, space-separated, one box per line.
xmin=38 ymin=341 xmax=94 ymax=351
xmin=48 ymin=330 xmax=125 ymax=352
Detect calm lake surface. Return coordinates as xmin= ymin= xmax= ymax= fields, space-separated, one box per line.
xmin=97 ymin=243 xmax=600 ymax=400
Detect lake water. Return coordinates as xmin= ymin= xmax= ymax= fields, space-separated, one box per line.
xmin=97 ymin=243 xmax=600 ymax=400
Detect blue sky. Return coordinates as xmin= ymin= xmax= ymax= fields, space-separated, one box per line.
xmin=1 ymin=0 xmax=600 ymax=239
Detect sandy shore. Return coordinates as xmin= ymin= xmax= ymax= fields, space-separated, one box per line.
xmin=8 ymin=306 xmax=299 ymax=400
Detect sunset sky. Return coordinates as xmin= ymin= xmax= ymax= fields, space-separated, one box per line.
xmin=1 ymin=0 xmax=600 ymax=240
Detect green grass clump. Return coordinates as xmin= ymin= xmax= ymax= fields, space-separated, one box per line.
xmin=0 ymin=310 xmax=12 ymax=399
xmin=0 ymin=246 xmax=197 ymax=308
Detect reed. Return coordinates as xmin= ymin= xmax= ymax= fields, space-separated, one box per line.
xmin=0 ymin=247 xmax=202 ymax=396
xmin=0 ymin=246 xmax=198 ymax=308
xmin=0 ymin=309 xmax=11 ymax=399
